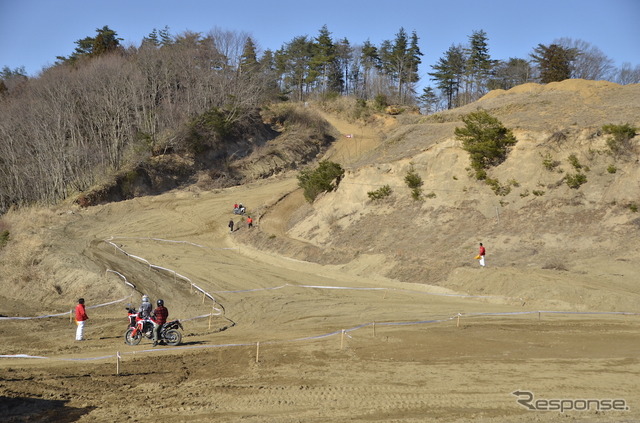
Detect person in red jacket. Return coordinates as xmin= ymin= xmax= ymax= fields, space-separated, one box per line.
xmin=478 ymin=243 xmax=486 ymax=267
xmin=151 ymin=299 xmax=169 ymax=346
xmin=75 ymin=298 xmax=89 ymax=341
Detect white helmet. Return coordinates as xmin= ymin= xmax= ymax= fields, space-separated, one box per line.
xmin=142 ymin=294 xmax=149 ymax=302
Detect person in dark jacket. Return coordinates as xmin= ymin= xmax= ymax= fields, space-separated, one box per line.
xmin=151 ymin=299 xmax=169 ymax=346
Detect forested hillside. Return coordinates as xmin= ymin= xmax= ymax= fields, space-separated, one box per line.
xmin=1 ymin=25 xmax=639 ymax=215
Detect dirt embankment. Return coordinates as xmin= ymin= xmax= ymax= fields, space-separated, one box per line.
xmin=1 ymin=80 xmax=640 ymax=423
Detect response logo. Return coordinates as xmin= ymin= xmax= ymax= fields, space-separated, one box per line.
xmin=512 ymin=390 xmax=629 ymax=412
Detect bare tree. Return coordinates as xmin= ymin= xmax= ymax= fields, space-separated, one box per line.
xmin=555 ymin=38 xmax=615 ymax=80
xmin=615 ymin=62 xmax=640 ymax=84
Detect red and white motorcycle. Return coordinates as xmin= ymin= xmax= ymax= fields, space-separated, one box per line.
xmin=124 ymin=307 xmax=183 ymax=346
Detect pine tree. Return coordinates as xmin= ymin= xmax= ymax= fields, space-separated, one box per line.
xmin=311 ymin=25 xmax=340 ymax=94
xmin=455 ymin=110 xmax=517 ymax=179
xmin=429 ymin=45 xmax=465 ymax=109
xmin=281 ymin=36 xmax=315 ymax=101
xmin=378 ymin=28 xmax=422 ymax=104
xmin=407 ymin=30 xmax=423 ymax=84
xmin=360 ymin=40 xmax=380 ymax=100
xmin=488 ymin=58 xmax=532 ymax=90
xmin=91 ymin=26 xmax=123 ymax=56
xmin=418 ymin=86 xmax=438 ymax=114
xmin=530 ymin=43 xmax=577 ymax=83
xmin=142 ymin=28 xmax=160 ymax=48
xmin=158 ymin=26 xmax=173 ymax=46
xmin=465 ymin=30 xmax=493 ymax=101
xmin=58 ymin=26 xmax=123 ymax=64
xmin=240 ymin=37 xmax=259 ymax=74
xmin=335 ymin=38 xmax=353 ymax=95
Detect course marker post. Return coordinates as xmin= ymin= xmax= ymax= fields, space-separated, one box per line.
xmin=256 ymin=342 xmax=260 ymax=363
xmin=373 ymin=321 xmax=376 ymax=337
xmin=202 ymin=291 xmax=206 ymax=304
xmin=457 ymin=314 xmax=460 ymax=328
xmin=70 ymin=310 xmax=73 ymax=323
xmin=538 ymin=311 xmax=541 ymax=321
xmin=116 ymin=351 xmax=121 ymax=375
xmin=340 ymin=329 xmax=345 ymax=350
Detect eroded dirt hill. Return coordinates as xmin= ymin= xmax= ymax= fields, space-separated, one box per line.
xmin=240 ymin=80 xmax=640 ymax=310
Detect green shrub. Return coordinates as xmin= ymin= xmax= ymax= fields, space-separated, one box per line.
xmin=367 ymin=185 xmax=392 ymax=200
xmin=404 ymin=167 xmax=423 ymax=189
xmin=629 ymin=203 xmax=638 ymax=213
xmin=404 ymin=166 xmax=423 ymax=200
xmin=373 ymin=94 xmax=388 ymax=111
xmin=425 ymin=192 xmax=436 ymax=199
xmin=607 ymin=164 xmax=617 ymax=174
xmin=532 ymin=190 xmax=545 ymax=196
xmin=565 ymin=172 xmax=587 ymax=189
xmin=454 ymin=110 xmax=517 ymax=179
xmin=602 ymin=123 xmax=637 ymax=156
xmin=541 ymin=153 xmax=560 ymax=171
xmin=352 ymin=98 xmax=370 ymax=120
xmin=298 ymin=160 xmax=345 ymax=203
xmin=485 ymin=178 xmax=511 ymax=196
xmin=567 ymin=154 xmax=582 ymax=170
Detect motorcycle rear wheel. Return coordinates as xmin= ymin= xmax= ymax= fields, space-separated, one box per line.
xmin=124 ymin=328 xmax=142 ymax=346
xmin=163 ymin=329 xmax=182 ymax=346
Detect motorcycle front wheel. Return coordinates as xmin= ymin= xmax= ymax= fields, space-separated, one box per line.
xmin=163 ymin=329 xmax=182 ymax=346
xmin=124 ymin=328 xmax=142 ymax=346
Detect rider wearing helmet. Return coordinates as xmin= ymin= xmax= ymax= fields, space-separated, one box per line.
xmin=139 ymin=294 xmax=152 ymax=319
xmin=151 ymin=299 xmax=169 ymax=347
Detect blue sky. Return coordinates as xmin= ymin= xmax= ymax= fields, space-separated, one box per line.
xmin=1 ymin=0 xmax=639 ymax=85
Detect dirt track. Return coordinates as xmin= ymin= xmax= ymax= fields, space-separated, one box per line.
xmin=2 ymin=173 xmax=640 ymax=423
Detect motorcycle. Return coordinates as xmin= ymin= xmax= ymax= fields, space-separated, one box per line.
xmin=124 ymin=307 xmax=183 ymax=346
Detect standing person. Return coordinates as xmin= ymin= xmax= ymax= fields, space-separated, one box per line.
xmin=246 ymin=216 xmax=253 ymax=228
xmin=75 ymin=298 xmax=88 ymax=341
xmin=228 ymin=219 xmax=234 ymax=233
xmin=139 ymin=294 xmax=152 ymax=319
xmin=478 ymin=243 xmax=486 ymax=267
xmin=151 ymin=299 xmax=169 ymax=347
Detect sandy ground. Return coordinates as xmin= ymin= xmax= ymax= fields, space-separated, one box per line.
xmin=1 ymin=174 xmax=639 ymax=423
xmin=2 ymin=81 xmax=640 ymax=422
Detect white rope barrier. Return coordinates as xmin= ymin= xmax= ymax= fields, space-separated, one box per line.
xmin=106 ymin=269 xmax=136 ymax=288
xmin=0 ymin=295 xmax=133 ymax=321
xmin=2 ymin=236 xmax=637 ymax=362
xmin=3 ymin=308 xmax=637 ymax=362
xmin=103 ymin=238 xmax=218 ymax=304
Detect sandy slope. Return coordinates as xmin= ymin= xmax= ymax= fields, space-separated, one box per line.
xmin=1 ymin=174 xmax=639 ymax=423
xmin=2 ymin=81 xmax=640 ymax=422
